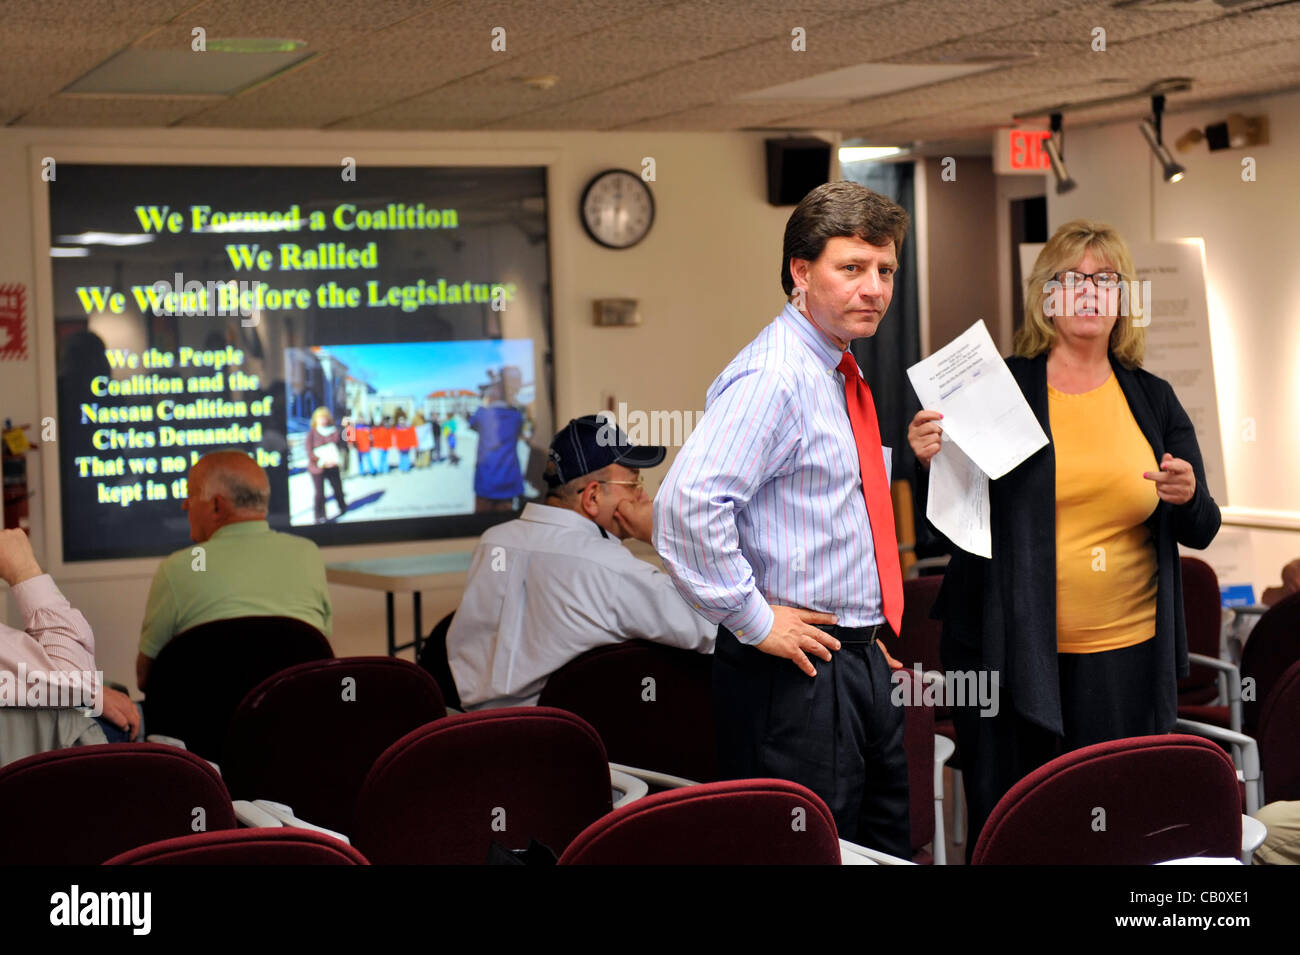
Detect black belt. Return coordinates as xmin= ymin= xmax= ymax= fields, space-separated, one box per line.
xmin=814 ymin=622 xmax=889 ymax=645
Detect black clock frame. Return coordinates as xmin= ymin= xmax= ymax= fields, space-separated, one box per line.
xmin=578 ymin=168 xmax=656 ymax=250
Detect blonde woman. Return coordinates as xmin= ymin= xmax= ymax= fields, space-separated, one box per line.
xmin=908 ymin=220 xmax=1221 ymax=858
xmin=306 ymin=407 xmax=348 ymax=523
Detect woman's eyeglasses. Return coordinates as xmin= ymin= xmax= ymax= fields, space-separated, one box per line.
xmin=1054 ymin=270 xmax=1123 ymax=289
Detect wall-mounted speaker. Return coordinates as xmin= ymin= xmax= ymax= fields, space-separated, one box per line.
xmin=765 ymin=137 xmax=832 ymax=206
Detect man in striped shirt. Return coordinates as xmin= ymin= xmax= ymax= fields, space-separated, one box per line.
xmin=655 ymin=181 xmax=911 ymax=857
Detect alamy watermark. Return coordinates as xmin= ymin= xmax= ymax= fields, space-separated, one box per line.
xmin=1042 ymin=277 xmax=1152 ymax=327
xmin=50 ymin=885 xmax=150 ymax=935
xmin=596 ymin=403 xmax=704 ymax=449
xmin=890 ymin=664 xmax=999 ymax=718
xmin=144 ymin=272 xmax=298 ymax=324
xmin=0 ymin=664 xmax=103 ymax=717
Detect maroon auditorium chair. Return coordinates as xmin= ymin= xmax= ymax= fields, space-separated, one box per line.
xmin=221 ymin=657 xmax=446 ymax=835
xmin=880 ymin=574 xmax=957 ymax=858
xmin=1258 ymin=658 xmax=1300 ymax=804
xmin=416 ymin=610 xmax=461 ymax=710
xmin=896 ymin=665 xmax=941 ymax=863
xmin=558 ymin=779 xmax=841 ymax=865
xmin=0 ymin=743 xmax=237 ymax=865
xmin=972 ymin=734 xmax=1241 ymax=865
xmin=1237 ymin=591 xmax=1300 ymax=736
xmin=538 ymin=639 xmax=716 ymax=785
xmin=1177 ymin=557 xmax=1231 ymax=709
xmin=145 ymin=615 xmax=334 ymax=761
xmin=1179 ymin=589 xmax=1300 ymax=737
xmin=105 ymin=827 xmax=369 ymax=865
xmin=352 ymin=707 xmax=613 ymax=864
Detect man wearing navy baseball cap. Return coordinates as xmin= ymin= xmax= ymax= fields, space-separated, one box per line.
xmin=446 ymin=414 xmax=715 ymax=710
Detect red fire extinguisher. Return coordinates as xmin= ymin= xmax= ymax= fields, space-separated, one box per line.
xmin=1 ymin=419 xmax=38 ymax=534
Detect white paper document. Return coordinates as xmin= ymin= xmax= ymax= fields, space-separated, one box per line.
xmin=906 ymin=321 xmax=1049 ymax=558
xmin=926 ymin=432 xmax=991 ymax=558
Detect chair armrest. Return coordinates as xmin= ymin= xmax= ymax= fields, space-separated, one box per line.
xmin=839 ymin=838 xmax=915 ymax=865
xmin=1183 ymin=655 xmax=1243 ymax=731
xmin=233 ymin=800 xmax=284 ymax=828
xmin=1186 ymin=652 xmax=1239 ymax=680
xmin=934 ymin=734 xmax=955 ymax=769
xmin=1241 ymin=814 xmax=1267 ymax=860
xmin=839 ymin=839 xmax=878 ymax=865
xmin=610 ymin=767 xmax=649 ymax=809
xmin=250 ymin=799 xmax=352 ymax=845
xmin=607 ymin=762 xmax=701 ymax=791
xmin=1187 ymin=652 xmax=1241 ymax=695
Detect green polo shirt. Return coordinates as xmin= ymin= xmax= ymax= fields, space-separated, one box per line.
xmin=139 ymin=520 xmax=332 ymax=659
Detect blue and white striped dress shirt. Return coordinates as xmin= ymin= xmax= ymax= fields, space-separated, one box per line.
xmin=654 ymin=303 xmax=889 ymax=646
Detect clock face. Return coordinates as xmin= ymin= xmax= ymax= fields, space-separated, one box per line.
xmin=579 ymin=169 xmax=655 ymax=249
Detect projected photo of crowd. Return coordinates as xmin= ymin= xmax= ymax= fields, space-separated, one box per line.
xmin=284 ymin=340 xmax=538 ymax=526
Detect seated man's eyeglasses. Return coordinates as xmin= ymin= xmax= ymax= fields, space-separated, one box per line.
xmin=599 ymin=473 xmax=644 ymax=491
xmin=1055 ymin=270 xmax=1123 ymax=289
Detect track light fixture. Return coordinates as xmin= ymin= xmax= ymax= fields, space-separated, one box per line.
xmin=1044 ymin=113 xmax=1077 ymax=194
xmin=1139 ymin=94 xmax=1186 ymax=183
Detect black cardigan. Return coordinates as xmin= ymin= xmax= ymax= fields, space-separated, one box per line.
xmin=928 ymin=351 xmax=1221 ymax=735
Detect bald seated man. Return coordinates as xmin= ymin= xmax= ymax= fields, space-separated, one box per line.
xmin=136 ymin=450 xmax=332 ymax=690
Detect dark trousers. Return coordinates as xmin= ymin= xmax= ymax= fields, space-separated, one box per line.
xmin=944 ymin=635 xmax=1159 ymax=863
xmin=312 ymin=467 xmax=346 ymax=521
xmin=713 ymin=624 xmax=911 ymax=858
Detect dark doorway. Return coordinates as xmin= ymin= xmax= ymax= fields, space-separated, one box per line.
xmin=1010 ymin=195 xmax=1047 ymax=336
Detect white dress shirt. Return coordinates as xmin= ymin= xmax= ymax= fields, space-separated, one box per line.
xmin=654 ymin=303 xmax=891 ymax=645
xmin=447 ymin=503 xmax=716 ymax=709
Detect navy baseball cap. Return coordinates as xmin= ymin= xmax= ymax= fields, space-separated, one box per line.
xmin=545 ymin=414 xmax=666 ymax=487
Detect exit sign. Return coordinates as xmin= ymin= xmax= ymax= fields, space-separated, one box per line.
xmin=994 ymin=128 xmax=1052 ymax=175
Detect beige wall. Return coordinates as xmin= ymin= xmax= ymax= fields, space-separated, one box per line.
xmin=0 ymin=127 xmax=798 ymax=691
xmin=1046 ymin=87 xmax=1300 ymax=586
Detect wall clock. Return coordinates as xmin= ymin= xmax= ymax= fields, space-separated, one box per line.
xmin=579 ymin=169 xmax=655 ymax=249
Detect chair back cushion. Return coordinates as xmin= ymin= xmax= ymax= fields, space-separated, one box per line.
xmin=354 ymin=707 xmax=612 ymax=864
xmin=538 ymin=640 xmax=715 ymax=782
xmin=972 ymin=734 xmax=1241 ymax=865
xmin=559 ymin=779 xmax=841 ymax=865
xmin=222 ymin=657 xmax=445 ymax=833
xmin=0 ymin=743 xmax=236 ymax=865
xmin=146 ymin=616 xmax=333 ymax=759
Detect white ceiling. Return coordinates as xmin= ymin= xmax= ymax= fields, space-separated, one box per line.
xmin=4 ymin=0 xmax=1299 ymax=146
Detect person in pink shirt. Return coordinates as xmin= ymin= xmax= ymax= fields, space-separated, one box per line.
xmin=1 ymin=528 xmax=96 ymax=679
xmin=0 ymin=528 xmax=139 ymax=739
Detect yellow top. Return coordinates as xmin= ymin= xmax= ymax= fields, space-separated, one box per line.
xmin=1049 ymin=373 xmax=1159 ymax=653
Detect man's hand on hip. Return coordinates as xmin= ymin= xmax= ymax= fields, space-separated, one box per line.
xmin=756 ymin=605 xmax=841 ymax=677
xmin=877 ymin=640 xmax=904 ymax=670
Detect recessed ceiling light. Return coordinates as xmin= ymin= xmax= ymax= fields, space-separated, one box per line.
xmin=839 ymin=146 xmax=905 ymax=163
xmin=521 ymin=74 xmax=560 ymax=91
xmin=736 ymin=62 xmax=1002 ymax=102
xmin=206 ymin=38 xmax=307 ymax=54
xmin=62 ymin=47 xmax=315 ymax=97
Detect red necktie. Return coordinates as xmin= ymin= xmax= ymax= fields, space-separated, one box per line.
xmin=837 ymin=350 xmax=903 ymax=635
